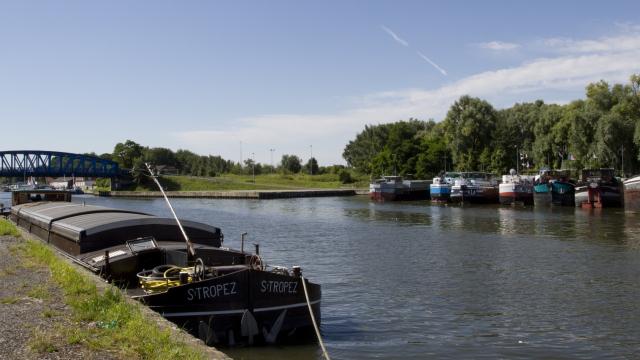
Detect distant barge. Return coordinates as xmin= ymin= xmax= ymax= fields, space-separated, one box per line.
xmin=369 ymin=176 xmax=431 ymax=201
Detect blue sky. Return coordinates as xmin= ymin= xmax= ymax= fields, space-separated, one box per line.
xmin=2 ymin=1 xmax=640 ymax=165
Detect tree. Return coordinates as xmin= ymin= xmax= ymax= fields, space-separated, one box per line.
xmin=112 ymin=140 xmax=144 ymax=169
xmin=342 ymin=119 xmax=432 ymax=177
xmin=304 ymin=157 xmax=319 ymax=175
xmin=443 ymin=96 xmax=497 ymax=171
xmin=280 ymin=155 xmax=302 ymax=173
xmin=144 ymin=147 xmax=177 ymax=167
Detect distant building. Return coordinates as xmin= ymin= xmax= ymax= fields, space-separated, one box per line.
xmin=46 ymin=177 xmax=95 ymax=190
xmin=47 ymin=177 xmax=72 ymax=190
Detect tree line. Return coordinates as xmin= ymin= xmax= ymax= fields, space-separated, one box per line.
xmin=93 ymin=141 xmax=349 ymax=181
xmin=343 ymin=74 xmax=640 ymax=179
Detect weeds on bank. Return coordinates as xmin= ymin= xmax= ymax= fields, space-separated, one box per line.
xmin=28 ymin=331 xmax=58 ymax=354
xmin=0 ymin=219 xmax=20 ymax=237
xmin=1 ymin=296 xmax=20 ymax=304
xmin=18 ymin=239 xmax=207 ymax=360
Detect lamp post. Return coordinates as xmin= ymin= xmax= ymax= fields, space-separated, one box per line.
xmin=269 ymin=148 xmax=275 ymax=173
xmin=310 ymin=145 xmax=313 ymax=176
xmin=251 ymin=152 xmax=255 ymax=183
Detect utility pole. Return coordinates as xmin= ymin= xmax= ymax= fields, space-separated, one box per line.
xmin=251 ymin=152 xmax=255 ymax=183
xmin=269 ymin=148 xmax=275 ymax=173
xmin=240 ymin=141 xmax=243 ymax=167
xmin=516 ymin=146 xmax=519 ymax=174
xmin=309 ymin=145 xmax=313 ymax=176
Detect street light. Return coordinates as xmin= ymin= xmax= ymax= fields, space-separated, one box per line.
xmin=251 ymin=152 xmax=255 ymax=183
xmin=309 ymin=145 xmax=313 ymax=176
xmin=269 ymin=148 xmax=275 ymax=173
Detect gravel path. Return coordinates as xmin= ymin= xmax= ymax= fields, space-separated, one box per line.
xmin=0 ymin=235 xmax=118 ymax=359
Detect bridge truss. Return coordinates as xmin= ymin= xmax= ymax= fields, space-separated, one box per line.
xmin=0 ymin=150 xmax=121 ymax=178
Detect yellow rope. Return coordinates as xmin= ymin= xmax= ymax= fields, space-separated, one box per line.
xmin=138 ymin=266 xmax=194 ymax=294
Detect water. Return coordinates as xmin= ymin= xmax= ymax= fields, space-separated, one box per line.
xmin=4 ymin=191 xmax=640 ymax=359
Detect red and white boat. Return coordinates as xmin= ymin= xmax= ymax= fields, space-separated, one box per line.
xmin=499 ymin=169 xmax=535 ymax=205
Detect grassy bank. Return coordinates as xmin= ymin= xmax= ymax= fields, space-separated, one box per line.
xmin=1 ymin=219 xmax=209 ymax=359
xmin=130 ymin=173 xmax=369 ymax=192
xmin=0 ymin=218 xmax=20 ymax=237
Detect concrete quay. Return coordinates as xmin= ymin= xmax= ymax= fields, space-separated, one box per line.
xmin=100 ymin=189 xmax=363 ymax=199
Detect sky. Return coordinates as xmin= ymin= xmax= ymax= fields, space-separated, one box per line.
xmin=1 ymin=1 xmax=640 ymax=166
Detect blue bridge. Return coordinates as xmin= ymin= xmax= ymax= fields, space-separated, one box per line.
xmin=0 ymin=150 xmax=122 ymax=178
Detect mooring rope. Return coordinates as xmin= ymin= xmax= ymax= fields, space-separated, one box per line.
xmin=301 ymin=275 xmax=331 ymax=360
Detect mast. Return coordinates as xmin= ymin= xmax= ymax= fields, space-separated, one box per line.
xmin=144 ymin=163 xmax=196 ymax=258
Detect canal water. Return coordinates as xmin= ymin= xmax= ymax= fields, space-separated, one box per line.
xmin=4 ymin=192 xmax=640 ymax=359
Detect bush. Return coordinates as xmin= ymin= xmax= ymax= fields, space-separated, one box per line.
xmin=339 ymin=169 xmax=353 ymax=184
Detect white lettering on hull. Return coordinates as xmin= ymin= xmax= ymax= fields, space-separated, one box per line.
xmin=187 ymin=282 xmax=238 ymax=301
xmin=260 ymin=280 xmax=298 ymax=294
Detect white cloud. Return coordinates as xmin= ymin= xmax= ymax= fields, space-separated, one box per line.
xmin=173 ymin=31 xmax=640 ymax=165
xmin=541 ymin=33 xmax=640 ymax=53
xmin=381 ymin=25 xmax=409 ymax=47
xmin=477 ymin=41 xmax=521 ymax=51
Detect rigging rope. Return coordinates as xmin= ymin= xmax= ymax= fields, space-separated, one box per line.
xmin=301 ymin=275 xmax=331 ymax=360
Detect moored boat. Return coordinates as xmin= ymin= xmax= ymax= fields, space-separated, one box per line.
xmin=9 ymin=176 xmax=321 ymax=346
xmin=575 ymin=168 xmax=622 ymax=208
xmin=499 ymin=169 xmax=534 ymax=205
xmin=369 ymin=176 xmax=430 ymax=201
xmin=450 ymin=172 xmax=499 ymax=204
xmin=624 ymin=175 xmax=640 ymax=211
xmin=533 ymin=170 xmax=575 ymax=207
xmin=429 ymin=172 xmax=459 ymax=202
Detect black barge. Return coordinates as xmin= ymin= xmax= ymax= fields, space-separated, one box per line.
xmin=10 ymin=201 xmax=321 ymax=346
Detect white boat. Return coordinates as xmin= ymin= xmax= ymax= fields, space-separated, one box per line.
xmin=499 ymin=169 xmax=535 ymax=205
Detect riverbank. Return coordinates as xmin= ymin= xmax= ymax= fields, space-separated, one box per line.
xmin=99 ymin=188 xmax=367 ymax=199
xmin=0 ymin=219 xmax=230 ymax=360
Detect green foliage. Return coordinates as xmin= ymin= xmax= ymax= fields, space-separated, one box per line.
xmin=280 ymin=154 xmax=302 ymax=173
xmin=343 ymin=74 xmax=640 ymax=177
xmin=304 ymin=157 xmax=319 ymax=175
xmin=343 ymin=119 xmax=436 ymax=177
xmin=338 ymin=169 xmax=353 ymax=184
xmin=0 ymin=219 xmax=20 ymax=237
xmin=443 ymin=96 xmax=497 ymax=171
xmin=94 ymin=178 xmax=111 ymax=191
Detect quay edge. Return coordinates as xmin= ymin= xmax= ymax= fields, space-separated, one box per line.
xmin=99 ymin=189 xmax=361 ymax=199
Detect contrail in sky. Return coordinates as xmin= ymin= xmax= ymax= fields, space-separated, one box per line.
xmin=381 ymin=25 xmax=409 ymax=47
xmin=417 ymin=51 xmax=448 ymax=76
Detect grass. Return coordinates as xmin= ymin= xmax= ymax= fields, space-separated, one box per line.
xmin=27 ymin=284 xmax=51 ymax=300
xmin=28 ymin=332 xmax=58 ymax=354
xmin=1 ymin=296 xmax=20 ymax=304
xmin=0 ymin=218 xmax=21 ymax=237
xmin=42 ymin=308 xmax=60 ymax=318
xmin=14 ymin=237 xmax=207 ymax=360
xmin=129 ymin=173 xmax=369 ymax=192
